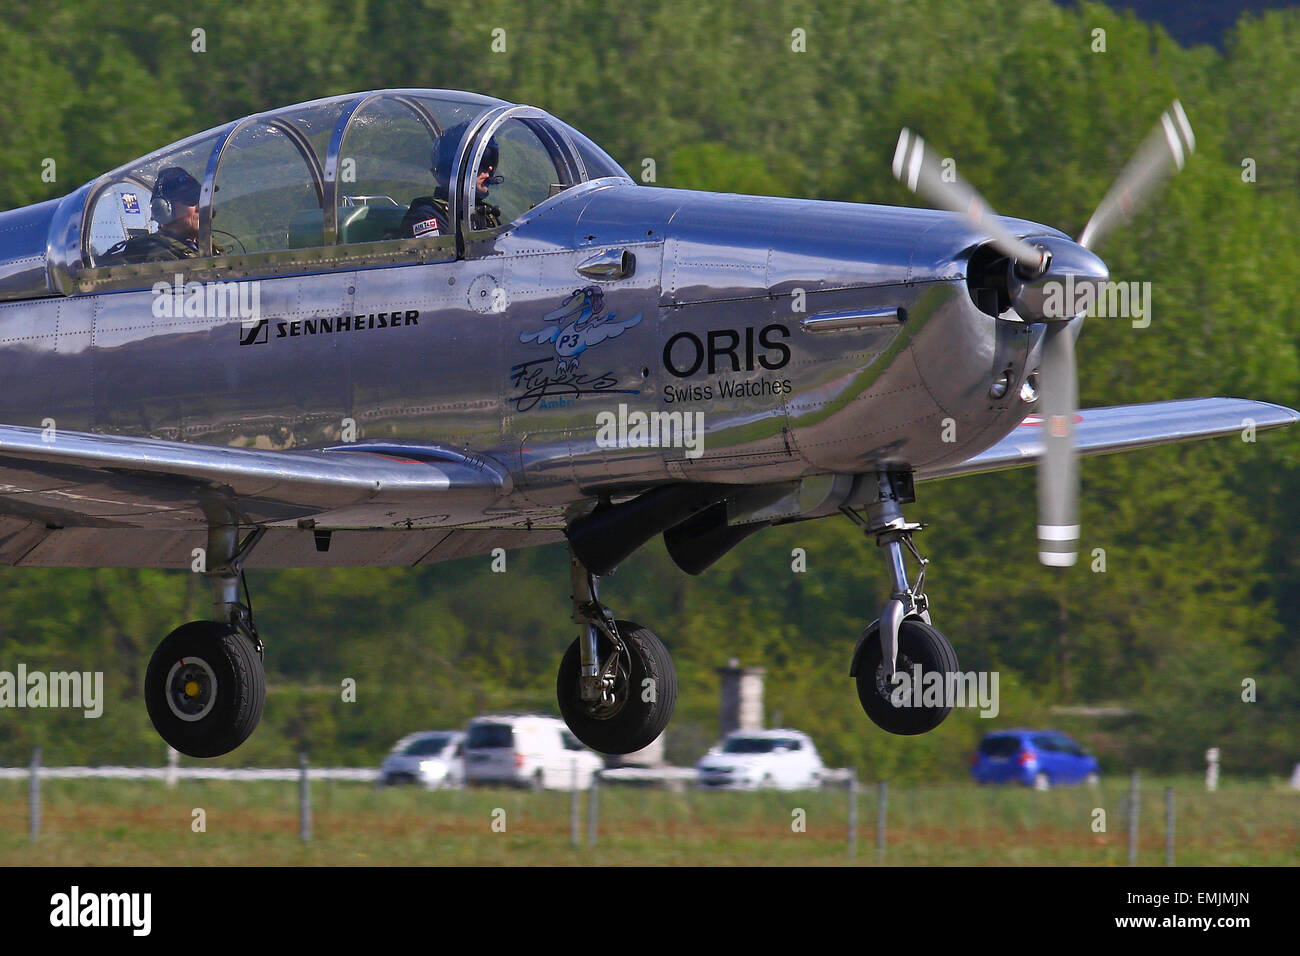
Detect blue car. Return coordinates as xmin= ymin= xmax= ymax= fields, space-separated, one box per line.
xmin=970 ymin=730 xmax=1100 ymax=789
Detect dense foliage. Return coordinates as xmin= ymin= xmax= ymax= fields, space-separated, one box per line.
xmin=0 ymin=1 xmax=1295 ymax=780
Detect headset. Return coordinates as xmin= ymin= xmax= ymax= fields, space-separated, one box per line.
xmin=150 ymin=167 xmax=201 ymax=226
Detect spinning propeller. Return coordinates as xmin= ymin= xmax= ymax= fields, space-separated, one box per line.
xmin=891 ymin=102 xmax=1195 ymax=566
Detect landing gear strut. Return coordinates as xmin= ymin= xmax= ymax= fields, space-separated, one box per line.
xmin=144 ymin=526 xmax=267 ymax=758
xmin=556 ymin=545 xmax=677 ymax=754
xmin=847 ymin=471 xmax=959 ymax=735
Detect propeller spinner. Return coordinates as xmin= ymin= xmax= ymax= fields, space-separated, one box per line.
xmin=891 ymin=102 xmax=1196 ymax=566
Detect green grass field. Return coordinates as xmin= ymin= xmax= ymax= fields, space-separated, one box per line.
xmin=1 ymin=776 xmax=1296 ymax=865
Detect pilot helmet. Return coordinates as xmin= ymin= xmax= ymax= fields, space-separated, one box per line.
xmin=151 ymin=167 xmax=201 ymax=225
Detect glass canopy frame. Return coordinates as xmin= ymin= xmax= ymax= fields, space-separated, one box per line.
xmin=60 ymin=89 xmax=629 ymax=294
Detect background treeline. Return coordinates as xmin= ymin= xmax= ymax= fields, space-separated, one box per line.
xmin=0 ymin=1 xmax=1296 ymax=781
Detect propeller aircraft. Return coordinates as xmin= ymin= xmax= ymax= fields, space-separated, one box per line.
xmin=0 ymin=89 xmax=1292 ymax=756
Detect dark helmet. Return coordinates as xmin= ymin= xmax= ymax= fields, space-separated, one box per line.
xmin=429 ymin=122 xmax=501 ymax=188
xmin=151 ymin=166 xmax=201 ymax=224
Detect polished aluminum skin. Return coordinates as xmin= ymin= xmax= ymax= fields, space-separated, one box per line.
xmin=0 ymin=89 xmax=1292 ymax=568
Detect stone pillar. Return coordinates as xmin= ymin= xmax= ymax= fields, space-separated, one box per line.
xmin=717 ymin=657 xmax=765 ymax=736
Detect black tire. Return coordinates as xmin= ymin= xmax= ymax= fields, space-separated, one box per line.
xmin=855 ymin=618 xmax=959 ymax=736
xmin=557 ymin=620 xmax=676 ymax=755
xmin=144 ymin=621 xmax=265 ymax=758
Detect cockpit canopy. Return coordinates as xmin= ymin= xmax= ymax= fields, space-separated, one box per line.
xmin=14 ymin=89 xmax=629 ymax=297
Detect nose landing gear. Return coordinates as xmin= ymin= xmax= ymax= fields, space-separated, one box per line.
xmin=846 ymin=471 xmax=960 ymax=735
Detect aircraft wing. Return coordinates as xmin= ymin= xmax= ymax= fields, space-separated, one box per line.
xmin=0 ymin=425 xmax=515 ymax=567
xmin=922 ymin=398 xmax=1299 ymax=481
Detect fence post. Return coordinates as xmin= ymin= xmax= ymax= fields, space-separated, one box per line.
xmin=876 ymin=781 xmax=887 ymax=862
xmin=847 ymin=773 xmax=858 ymax=860
xmin=299 ymin=752 xmax=312 ymax=842
xmin=29 ymin=746 xmax=40 ymax=844
xmin=587 ymin=771 xmax=599 ymax=846
xmin=1164 ymin=786 xmax=1175 ymax=867
xmin=1127 ymin=770 xmax=1139 ymax=866
xmin=570 ymin=758 xmax=580 ymax=847
xmin=166 ymin=747 xmax=179 ymax=788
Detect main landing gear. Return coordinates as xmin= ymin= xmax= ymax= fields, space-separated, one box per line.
xmin=144 ymin=526 xmax=267 ymax=758
xmin=555 ymin=470 xmax=960 ymax=750
xmin=846 ymin=471 xmax=959 ymax=735
xmin=556 ymin=546 xmax=677 ymax=754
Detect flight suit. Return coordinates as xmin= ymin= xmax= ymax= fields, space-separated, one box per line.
xmin=98 ymin=231 xmax=219 ymax=265
xmin=399 ymin=190 xmax=502 ymax=238
xmin=399 ymin=195 xmax=452 ymax=238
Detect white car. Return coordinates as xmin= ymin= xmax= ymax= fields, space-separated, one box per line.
xmin=380 ymin=730 xmax=465 ymax=789
xmin=696 ymin=729 xmax=825 ymax=790
xmin=464 ymin=714 xmax=604 ymax=790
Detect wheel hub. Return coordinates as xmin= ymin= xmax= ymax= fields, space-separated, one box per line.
xmin=164 ymin=657 xmax=218 ymax=722
xmin=874 ymin=653 xmax=915 ymax=704
xmin=582 ymin=652 xmax=630 ymax=719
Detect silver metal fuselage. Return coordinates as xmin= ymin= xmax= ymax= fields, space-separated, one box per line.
xmin=0 ymin=179 xmax=1056 ymax=533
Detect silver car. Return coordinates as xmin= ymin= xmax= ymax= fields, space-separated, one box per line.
xmin=379 ymin=731 xmax=466 ymax=789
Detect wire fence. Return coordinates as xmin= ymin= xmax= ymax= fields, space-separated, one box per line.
xmin=2 ymin=750 xmax=1225 ymax=865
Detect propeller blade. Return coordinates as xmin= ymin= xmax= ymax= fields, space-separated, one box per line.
xmin=1036 ymin=322 xmax=1079 ymax=567
xmin=1078 ymin=100 xmax=1195 ymax=251
xmin=892 ymin=128 xmax=1048 ymax=275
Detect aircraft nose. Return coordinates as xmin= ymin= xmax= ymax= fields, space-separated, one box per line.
xmin=1009 ymin=236 xmax=1109 ymax=322
xmin=1051 ymin=239 xmax=1109 ymax=285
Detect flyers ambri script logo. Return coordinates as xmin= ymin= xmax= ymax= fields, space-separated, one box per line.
xmin=240 ymin=310 xmax=421 ymax=346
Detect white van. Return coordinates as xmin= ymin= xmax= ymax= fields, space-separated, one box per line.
xmin=464 ymin=714 xmax=604 ymax=790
